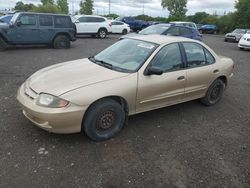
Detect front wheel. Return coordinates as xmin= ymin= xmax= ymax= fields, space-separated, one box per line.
xmin=0 ymin=37 xmax=8 ymax=51
xmin=83 ymin=99 xmax=125 ymax=141
xmin=53 ymin=35 xmax=70 ymax=49
xmin=201 ymin=79 xmax=225 ymax=106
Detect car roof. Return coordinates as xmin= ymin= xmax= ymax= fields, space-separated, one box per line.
xmin=17 ymin=12 xmax=69 ymax=16
xmin=74 ymin=15 xmax=106 ymax=18
xmin=125 ymin=34 xmax=196 ymax=45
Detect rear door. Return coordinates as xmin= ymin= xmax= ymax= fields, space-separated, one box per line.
xmin=179 ymin=27 xmax=194 ymax=39
xmin=15 ymin=14 xmax=39 ymax=43
xmin=136 ymin=43 xmax=186 ymax=113
xmin=38 ymin=15 xmax=54 ymax=43
xmin=181 ymin=42 xmax=218 ymax=100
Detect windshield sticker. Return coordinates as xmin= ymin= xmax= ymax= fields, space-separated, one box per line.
xmin=137 ymin=43 xmax=155 ymax=49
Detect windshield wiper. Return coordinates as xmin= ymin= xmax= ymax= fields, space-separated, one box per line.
xmin=88 ymin=56 xmax=113 ymax=70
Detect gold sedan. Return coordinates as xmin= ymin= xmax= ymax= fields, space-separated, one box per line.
xmin=17 ymin=35 xmax=234 ymax=141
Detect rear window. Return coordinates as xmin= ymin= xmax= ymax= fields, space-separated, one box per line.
xmin=54 ymin=16 xmax=71 ymax=28
xmin=39 ymin=15 xmax=53 ymax=26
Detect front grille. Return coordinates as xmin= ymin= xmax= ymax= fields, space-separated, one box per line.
xmin=247 ymin=38 xmax=250 ymax=42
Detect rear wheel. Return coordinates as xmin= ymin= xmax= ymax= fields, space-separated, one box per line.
xmin=201 ymin=79 xmax=225 ymax=106
xmin=83 ymin=99 xmax=125 ymax=141
xmin=122 ymin=29 xmax=128 ymax=35
xmin=53 ymin=35 xmax=70 ymax=49
xmin=98 ymin=29 xmax=107 ymax=39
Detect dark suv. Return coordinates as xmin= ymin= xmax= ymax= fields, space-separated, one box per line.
xmin=0 ymin=12 xmax=76 ymax=50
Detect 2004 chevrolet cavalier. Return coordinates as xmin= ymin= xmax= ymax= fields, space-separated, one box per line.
xmin=17 ymin=35 xmax=234 ymax=141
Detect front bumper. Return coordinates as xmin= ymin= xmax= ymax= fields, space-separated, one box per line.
xmin=238 ymin=40 xmax=250 ymax=49
xmin=16 ymin=84 xmax=85 ymax=134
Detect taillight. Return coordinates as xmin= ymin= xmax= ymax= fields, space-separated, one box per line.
xmin=109 ymin=23 xmax=112 ymax=27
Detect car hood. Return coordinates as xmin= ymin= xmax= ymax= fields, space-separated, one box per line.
xmin=226 ymin=32 xmax=243 ymax=37
xmin=27 ymin=58 xmax=130 ymax=96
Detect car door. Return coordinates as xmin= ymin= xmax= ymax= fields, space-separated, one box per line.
xmin=136 ymin=43 xmax=186 ymax=113
xmin=165 ymin=26 xmax=180 ymax=36
xmin=181 ymin=42 xmax=218 ymax=100
xmin=15 ymin=14 xmax=39 ymax=43
xmin=75 ymin=16 xmax=88 ymax=33
xmin=179 ymin=27 xmax=194 ymax=39
xmin=38 ymin=15 xmax=54 ymax=43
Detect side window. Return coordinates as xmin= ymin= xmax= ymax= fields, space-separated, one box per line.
xmin=180 ymin=27 xmax=192 ymax=35
xmin=151 ymin=43 xmax=183 ymax=72
xmin=167 ymin=27 xmax=179 ymax=36
xmin=54 ymin=16 xmax=71 ymax=28
xmin=18 ymin=15 xmax=36 ymax=26
xmin=39 ymin=15 xmax=53 ymax=27
xmin=183 ymin=42 xmax=206 ymax=68
xmin=79 ymin=17 xmax=87 ymax=22
xmin=204 ymin=48 xmax=215 ymax=64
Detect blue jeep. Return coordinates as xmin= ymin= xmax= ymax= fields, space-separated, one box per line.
xmin=0 ymin=12 xmax=76 ymax=50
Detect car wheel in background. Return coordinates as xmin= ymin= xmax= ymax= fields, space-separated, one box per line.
xmin=239 ymin=47 xmax=244 ymax=50
xmin=98 ymin=29 xmax=107 ymax=39
xmin=53 ymin=35 xmax=70 ymax=49
xmin=122 ymin=29 xmax=128 ymax=35
xmin=0 ymin=37 xmax=8 ymax=51
xmin=83 ymin=99 xmax=125 ymax=141
xmin=201 ymin=79 xmax=225 ymax=106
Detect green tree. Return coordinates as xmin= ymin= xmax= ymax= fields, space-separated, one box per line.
xmin=41 ymin=0 xmax=54 ymax=5
xmin=161 ymin=0 xmax=187 ymax=19
xmin=14 ymin=1 xmax=36 ymax=11
xmin=187 ymin=12 xmax=209 ymax=24
xmin=57 ymin=0 xmax=68 ymax=14
xmin=235 ymin=0 xmax=250 ymax=28
xmin=79 ymin=0 xmax=94 ymax=15
xmin=32 ymin=4 xmax=61 ymax=13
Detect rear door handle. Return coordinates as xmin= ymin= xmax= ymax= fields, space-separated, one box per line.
xmin=177 ymin=76 xmax=185 ymax=80
xmin=213 ymin=69 xmax=219 ymax=74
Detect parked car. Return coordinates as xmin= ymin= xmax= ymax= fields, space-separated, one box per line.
xmin=0 ymin=12 xmax=76 ymax=50
xmin=72 ymin=15 xmax=111 ymax=39
xmin=116 ymin=16 xmax=150 ymax=32
xmin=225 ymin=29 xmax=248 ymax=42
xmin=170 ymin=21 xmax=197 ymax=29
xmin=199 ymin=24 xmax=218 ymax=34
xmin=238 ymin=30 xmax=250 ymax=50
xmin=0 ymin=15 xmax=13 ymax=23
xmin=196 ymin=24 xmax=203 ymax=30
xmin=110 ymin=21 xmax=130 ymax=34
xmin=122 ymin=24 xmax=202 ymax=41
xmin=17 ymin=35 xmax=234 ymax=141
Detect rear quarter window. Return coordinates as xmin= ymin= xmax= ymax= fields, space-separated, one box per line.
xmin=39 ymin=15 xmax=53 ymax=27
xmin=54 ymin=16 xmax=72 ymax=28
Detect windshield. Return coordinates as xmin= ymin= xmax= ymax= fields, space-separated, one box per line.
xmin=247 ymin=30 xmax=250 ymax=34
xmin=93 ymin=39 xmax=157 ymax=72
xmin=139 ymin=25 xmax=170 ymax=35
xmin=233 ymin=29 xmax=246 ymax=34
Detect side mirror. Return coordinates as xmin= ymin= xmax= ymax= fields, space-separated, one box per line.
xmin=75 ymin=20 xmax=80 ymax=23
xmin=16 ymin=20 xmax=21 ymax=26
xmin=145 ymin=67 xmax=163 ymax=76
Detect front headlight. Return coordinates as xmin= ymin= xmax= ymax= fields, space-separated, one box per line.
xmin=36 ymin=93 xmax=69 ymax=108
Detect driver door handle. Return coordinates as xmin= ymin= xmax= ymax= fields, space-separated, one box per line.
xmin=213 ymin=69 xmax=220 ymax=74
xmin=177 ymin=76 xmax=185 ymax=80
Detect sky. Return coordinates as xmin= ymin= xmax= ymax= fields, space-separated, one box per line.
xmin=0 ymin=0 xmax=236 ymax=17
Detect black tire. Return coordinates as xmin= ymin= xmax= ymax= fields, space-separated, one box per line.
xmin=0 ymin=37 xmax=8 ymax=51
xmin=224 ymin=38 xmax=228 ymax=42
xmin=201 ymin=79 xmax=225 ymax=106
xmin=98 ymin=29 xmax=107 ymax=39
xmin=122 ymin=29 xmax=128 ymax=35
xmin=53 ymin=35 xmax=70 ymax=49
xmin=83 ymin=99 xmax=125 ymax=141
xmin=239 ymin=47 xmax=244 ymax=50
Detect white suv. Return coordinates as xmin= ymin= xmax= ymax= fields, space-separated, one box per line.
xmin=72 ymin=15 xmax=112 ymax=38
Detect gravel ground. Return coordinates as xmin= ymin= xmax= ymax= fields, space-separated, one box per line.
xmin=0 ymin=34 xmax=249 ymax=188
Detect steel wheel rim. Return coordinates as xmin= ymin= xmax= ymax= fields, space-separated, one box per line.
xmin=96 ymin=110 xmax=116 ymax=131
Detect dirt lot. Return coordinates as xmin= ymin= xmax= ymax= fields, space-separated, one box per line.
xmin=0 ymin=35 xmax=250 ymax=188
